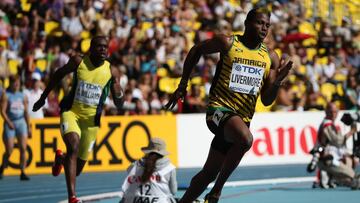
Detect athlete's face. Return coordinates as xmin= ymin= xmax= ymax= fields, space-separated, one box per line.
xmin=91 ymin=38 xmax=108 ymax=60
xmin=248 ymin=13 xmax=270 ymax=41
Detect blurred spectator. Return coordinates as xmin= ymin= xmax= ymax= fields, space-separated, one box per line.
xmin=104 ymin=95 xmax=118 ymax=116
xmin=23 ymin=72 xmax=47 ymax=119
xmin=47 ymin=0 xmax=65 ymax=22
xmin=318 ymin=20 xmax=335 ymax=56
xmin=61 ymin=5 xmax=83 ymax=39
xmin=0 ymin=44 xmax=10 ymax=78
xmin=149 ymin=91 xmax=162 ymax=114
xmin=323 ymin=56 xmax=336 ymax=82
xmin=346 ymin=45 xmax=360 ymax=69
xmin=273 ymin=81 xmax=293 ymax=111
xmin=0 ymin=75 xmax=31 ymax=180
xmin=121 ymin=89 xmax=136 ymax=115
xmin=344 ymin=75 xmax=359 ymax=110
xmin=7 ymin=26 xmax=21 ymax=59
xmin=79 ymin=0 xmax=96 ymax=31
xmin=335 ymin=18 xmax=352 ymax=43
xmin=0 ymin=14 xmax=10 ymax=39
xmin=97 ymin=9 xmax=115 ymax=36
xmin=183 ymin=84 xmax=206 ymax=113
xmin=304 ymin=90 xmax=325 ymax=111
xmin=116 ymin=16 xmax=131 ymax=39
xmin=44 ymin=91 xmax=60 ymax=117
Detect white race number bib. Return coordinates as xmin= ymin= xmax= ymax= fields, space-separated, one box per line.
xmin=229 ymin=63 xmax=264 ymax=95
xmin=74 ymin=80 xmax=103 ymax=106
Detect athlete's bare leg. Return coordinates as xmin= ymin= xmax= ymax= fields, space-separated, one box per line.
xmin=63 ymin=132 xmax=80 ymax=199
xmin=0 ymin=137 xmax=14 ymax=176
xmin=208 ymin=116 xmax=253 ymax=198
xmin=54 ymin=154 xmax=86 ymax=177
xmin=17 ymin=135 xmax=28 ymax=174
xmin=178 ymin=148 xmax=225 ymax=203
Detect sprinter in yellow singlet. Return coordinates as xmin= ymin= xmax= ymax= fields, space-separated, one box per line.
xmin=165 ymin=7 xmax=293 ymax=203
xmin=32 ymin=36 xmax=124 ymax=203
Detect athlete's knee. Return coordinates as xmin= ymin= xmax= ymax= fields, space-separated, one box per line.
xmin=241 ymin=133 xmax=253 ymax=151
xmin=65 ymin=139 xmax=80 ymax=156
xmin=66 ymin=143 xmax=79 ymax=157
xmin=231 ymin=131 xmax=253 ymax=151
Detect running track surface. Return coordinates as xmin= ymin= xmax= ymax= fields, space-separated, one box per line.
xmin=0 ymin=164 xmax=359 ymax=203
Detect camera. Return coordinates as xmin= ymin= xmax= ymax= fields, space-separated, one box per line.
xmin=306 ymin=146 xmax=324 ymax=173
xmin=340 ymin=112 xmax=360 ymax=126
xmin=341 ymin=112 xmax=360 ymax=158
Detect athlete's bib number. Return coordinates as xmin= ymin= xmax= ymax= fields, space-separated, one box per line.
xmin=229 ymin=63 xmax=264 ymax=95
xmin=133 ymin=184 xmax=158 ymax=202
xmin=74 ymin=80 xmax=103 ymax=106
xmin=139 ymin=184 xmax=151 ymax=196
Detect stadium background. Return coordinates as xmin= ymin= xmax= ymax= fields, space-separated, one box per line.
xmin=0 ymin=0 xmax=359 ymax=202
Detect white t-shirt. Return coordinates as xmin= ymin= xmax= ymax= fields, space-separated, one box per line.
xmin=120 ymin=159 xmax=177 ymax=203
xmin=24 ymin=88 xmax=48 ymax=119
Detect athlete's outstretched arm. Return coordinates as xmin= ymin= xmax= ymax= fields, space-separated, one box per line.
xmin=32 ymin=56 xmax=81 ymax=112
xmin=165 ymin=35 xmax=232 ymax=110
xmin=260 ymin=50 xmax=293 ymax=106
xmin=110 ymin=76 xmax=124 ymax=109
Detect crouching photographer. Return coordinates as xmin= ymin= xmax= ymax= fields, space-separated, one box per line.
xmin=315 ymin=103 xmax=360 ymax=189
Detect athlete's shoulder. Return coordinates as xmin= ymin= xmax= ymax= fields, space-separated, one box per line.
xmin=213 ymin=34 xmax=231 ymax=41
xmin=104 ymin=58 xmax=112 ymax=66
xmin=212 ymin=34 xmax=234 ymax=53
xmin=208 ymin=34 xmax=231 ymax=46
xmin=68 ymin=54 xmax=83 ymax=67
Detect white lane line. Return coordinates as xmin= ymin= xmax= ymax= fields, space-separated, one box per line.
xmin=208 ymin=177 xmax=315 ymax=188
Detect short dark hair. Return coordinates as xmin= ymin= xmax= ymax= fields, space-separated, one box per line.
xmin=245 ymin=7 xmax=271 ymax=22
xmin=90 ymin=36 xmax=107 ymax=48
xmin=9 ymin=75 xmax=20 ymax=84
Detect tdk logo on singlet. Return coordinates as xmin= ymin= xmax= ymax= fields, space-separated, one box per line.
xmin=235 ymin=65 xmax=262 ymax=75
xmin=235 ymin=65 xmax=242 ymax=71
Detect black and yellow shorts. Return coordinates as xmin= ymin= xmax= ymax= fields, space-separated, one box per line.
xmin=206 ymin=107 xmax=249 ymax=154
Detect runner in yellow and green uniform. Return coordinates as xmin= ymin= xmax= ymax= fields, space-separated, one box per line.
xmin=33 ymin=36 xmax=124 ymax=203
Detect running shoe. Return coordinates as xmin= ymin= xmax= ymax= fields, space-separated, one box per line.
xmin=204 ymin=193 xmax=219 ymax=203
xmin=52 ymin=149 xmax=63 ymax=177
xmin=69 ymin=196 xmax=82 ymax=203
